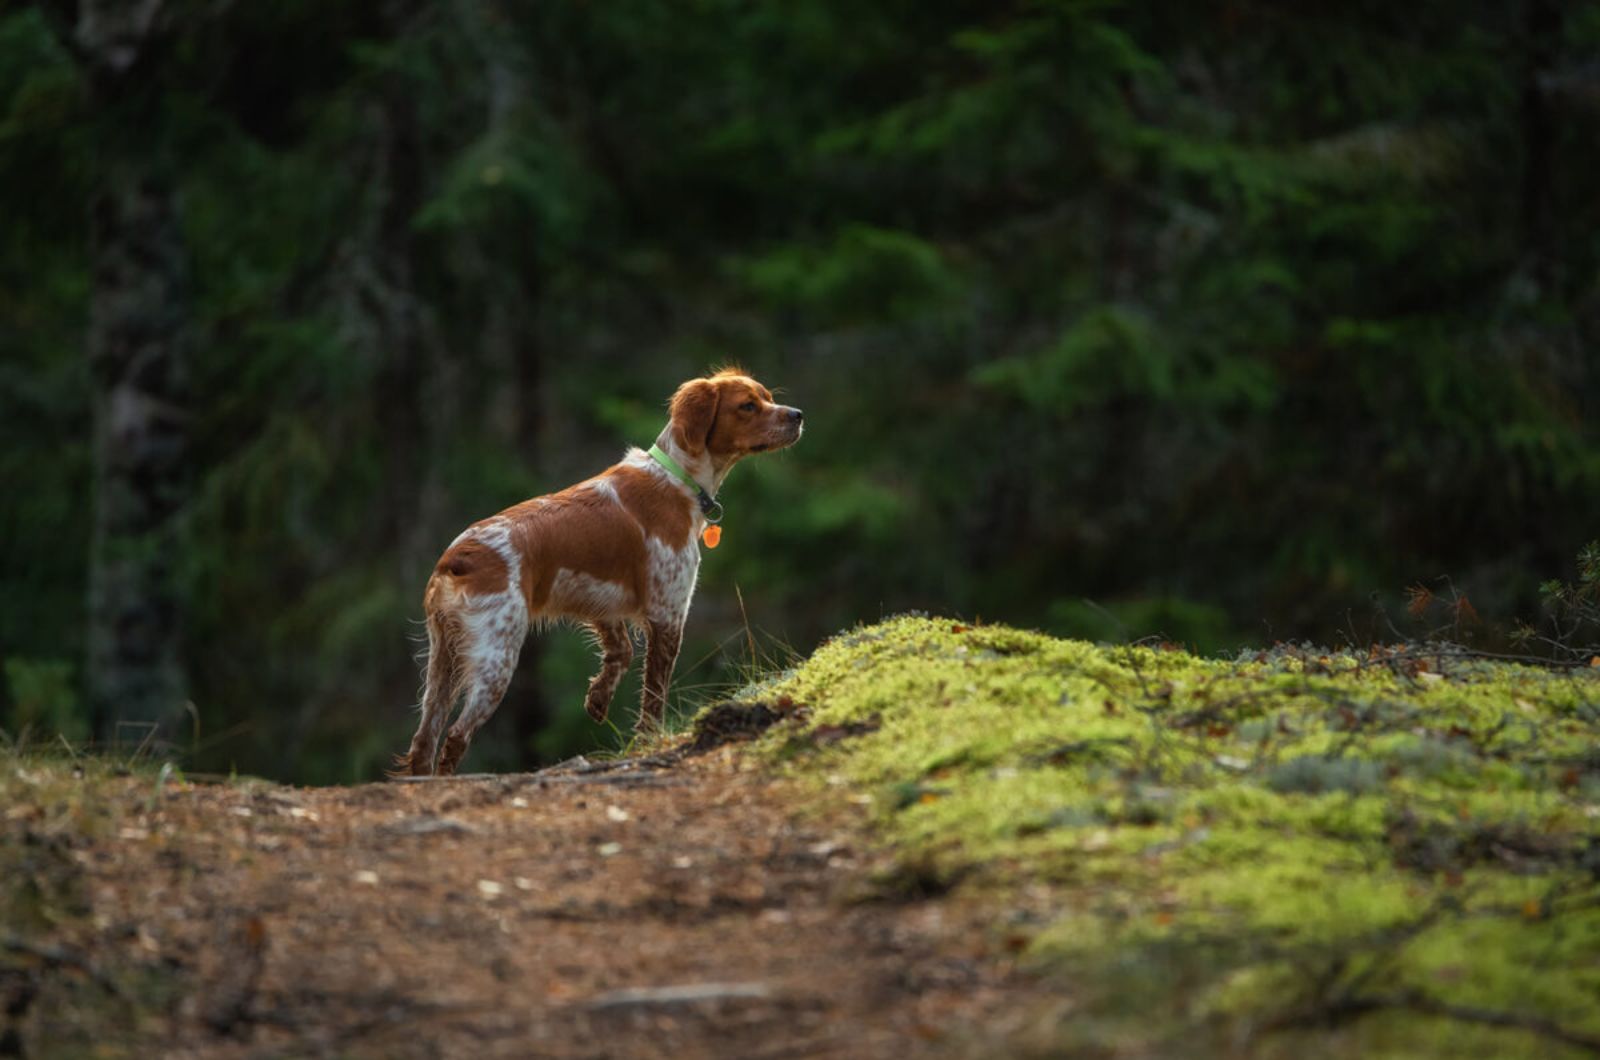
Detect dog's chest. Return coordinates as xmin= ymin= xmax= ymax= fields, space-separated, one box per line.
xmin=646 ymin=535 xmax=701 ymax=620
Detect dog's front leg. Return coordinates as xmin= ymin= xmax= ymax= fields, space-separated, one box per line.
xmin=584 ymin=620 xmax=634 ymax=723
xmin=639 ymin=617 xmax=683 ymax=730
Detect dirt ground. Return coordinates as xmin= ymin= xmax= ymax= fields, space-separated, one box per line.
xmin=7 ymin=746 xmax=1052 ymax=1058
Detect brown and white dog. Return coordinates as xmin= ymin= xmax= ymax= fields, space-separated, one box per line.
xmin=394 ymin=369 xmax=803 ymax=777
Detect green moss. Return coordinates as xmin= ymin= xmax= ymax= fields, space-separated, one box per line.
xmin=743 ymin=616 xmax=1600 ymax=1057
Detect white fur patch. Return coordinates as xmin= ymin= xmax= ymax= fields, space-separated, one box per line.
xmin=444 ymin=518 xmax=530 ymax=684
xmin=547 ymin=568 xmax=633 ymax=619
xmin=460 ymin=589 xmax=526 ymax=678
xmin=620 ymin=447 xmax=657 ymax=472
xmin=473 ymin=519 xmax=522 ymax=590
xmin=646 ymin=535 xmax=700 ymax=625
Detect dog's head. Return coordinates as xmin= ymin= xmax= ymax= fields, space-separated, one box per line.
xmin=669 ymin=369 xmax=803 ymax=464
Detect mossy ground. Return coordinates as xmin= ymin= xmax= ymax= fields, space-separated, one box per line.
xmin=743 ymin=616 xmax=1600 ymax=1058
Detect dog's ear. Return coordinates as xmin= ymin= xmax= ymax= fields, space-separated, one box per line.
xmin=669 ymin=378 xmax=721 ymax=457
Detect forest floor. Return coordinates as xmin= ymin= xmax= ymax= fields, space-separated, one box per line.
xmin=8 ymin=614 xmax=1600 ymax=1059
xmin=1 ymin=744 xmax=1051 ymax=1059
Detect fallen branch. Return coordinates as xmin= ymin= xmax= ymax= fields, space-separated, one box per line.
xmin=389 ymin=752 xmax=684 ymax=785
xmin=584 ymin=982 xmax=773 ymax=1010
xmin=531 ymin=772 xmax=687 ymax=789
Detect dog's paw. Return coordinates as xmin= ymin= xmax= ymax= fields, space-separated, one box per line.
xmin=386 ymin=749 xmax=428 ymax=780
xmin=583 ymin=692 xmax=610 ymax=724
xmin=436 ymin=732 xmax=468 ymax=776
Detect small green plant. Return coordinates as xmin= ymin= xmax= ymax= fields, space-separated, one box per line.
xmin=1513 ymin=540 xmax=1600 ymax=663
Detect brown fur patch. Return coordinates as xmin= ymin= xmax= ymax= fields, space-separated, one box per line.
xmin=498 ymin=486 xmax=650 ymax=613
xmin=432 ymin=537 xmax=510 ymax=596
xmin=669 ymin=379 xmax=721 ymax=457
xmin=610 ymin=464 xmax=693 ymax=549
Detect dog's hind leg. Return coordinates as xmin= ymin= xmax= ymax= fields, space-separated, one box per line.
xmin=436 ymin=592 xmax=528 ymax=776
xmin=582 ymin=620 xmax=634 ymax=723
xmin=393 ymin=606 xmax=462 ymax=777
xmin=436 ymin=662 xmax=516 ymax=776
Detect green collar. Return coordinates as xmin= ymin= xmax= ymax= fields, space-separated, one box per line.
xmin=648 ymin=444 xmax=723 ymax=523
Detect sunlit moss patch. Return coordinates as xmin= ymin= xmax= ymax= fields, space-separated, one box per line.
xmin=738 ymin=616 xmax=1600 ymax=1057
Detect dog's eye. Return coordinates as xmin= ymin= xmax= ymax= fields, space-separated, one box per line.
xmin=739 ymin=401 xmax=757 ymax=413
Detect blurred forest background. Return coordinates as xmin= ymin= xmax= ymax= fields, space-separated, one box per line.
xmin=2 ymin=0 xmax=1598 ymax=783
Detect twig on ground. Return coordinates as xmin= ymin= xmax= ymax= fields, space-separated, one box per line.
xmin=0 ymin=934 xmax=121 ymax=996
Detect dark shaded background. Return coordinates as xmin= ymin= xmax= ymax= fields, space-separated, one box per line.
xmin=3 ymin=0 xmax=1598 ymax=782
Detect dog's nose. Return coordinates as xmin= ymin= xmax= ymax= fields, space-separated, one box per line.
xmin=789 ymin=407 xmax=804 ymax=424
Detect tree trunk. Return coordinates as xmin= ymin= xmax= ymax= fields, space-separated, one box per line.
xmin=84 ymin=167 xmax=191 ymax=747
xmin=46 ymin=0 xmax=195 ymax=748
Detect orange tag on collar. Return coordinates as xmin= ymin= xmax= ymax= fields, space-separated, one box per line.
xmin=701 ymin=525 xmax=722 ymax=549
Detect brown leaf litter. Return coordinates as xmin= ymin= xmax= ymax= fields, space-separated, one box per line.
xmin=1 ymin=748 xmax=1054 ymax=1058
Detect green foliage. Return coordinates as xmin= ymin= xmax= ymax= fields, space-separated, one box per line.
xmin=750 ymin=616 xmax=1600 ymax=1056
xmin=2 ymin=2 xmax=1599 ymax=779
xmin=0 ymin=11 xmax=91 ymax=681
xmin=3 ymin=659 xmax=83 ymax=742
xmin=738 ymin=225 xmax=963 ymax=324
xmin=1545 ymin=540 xmax=1600 ymax=612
